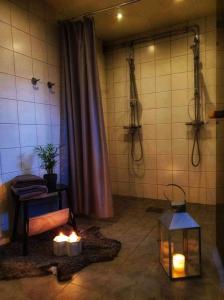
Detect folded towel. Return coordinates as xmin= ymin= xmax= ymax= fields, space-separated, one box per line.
xmin=11 ymin=185 xmax=48 ymax=200
xmin=11 ymin=174 xmax=47 ymax=188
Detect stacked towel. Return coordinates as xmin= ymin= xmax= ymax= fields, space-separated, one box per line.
xmin=11 ymin=175 xmax=48 ymax=200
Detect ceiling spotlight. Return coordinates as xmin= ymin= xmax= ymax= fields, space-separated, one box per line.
xmin=117 ymin=12 xmax=123 ymax=21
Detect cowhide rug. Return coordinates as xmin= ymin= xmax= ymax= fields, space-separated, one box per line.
xmin=0 ymin=226 xmax=121 ymax=282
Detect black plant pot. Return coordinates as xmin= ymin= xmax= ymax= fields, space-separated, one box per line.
xmin=44 ymin=173 xmax=57 ymax=192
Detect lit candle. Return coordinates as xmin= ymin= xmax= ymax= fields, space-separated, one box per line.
xmin=66 ymin=232 xmax=82 ymax=256
xmin=53 ymin=232 xmax=68 ymax=256
xmin=172 ymin=253 xmax=185 ymax=274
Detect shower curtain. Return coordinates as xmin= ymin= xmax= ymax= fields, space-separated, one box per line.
xmin=59 ymin=17 xmax=113 ymax=218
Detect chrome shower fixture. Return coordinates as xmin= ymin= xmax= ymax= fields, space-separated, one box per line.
xmin=124 ymin=46 xmax=143 ymax=162
xmin=186 ymin=32 xmax=204 ymax=167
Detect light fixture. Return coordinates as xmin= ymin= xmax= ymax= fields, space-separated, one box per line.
xmin=117 ymin=12 xmax=123 ymax=21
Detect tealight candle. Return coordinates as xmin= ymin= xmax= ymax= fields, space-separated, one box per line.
xmin=66 ymin=231 xmax=82 ymax=256
xmin=53 ymin=232 xmax=68 ymax=256
xmin=172 ymin=253 xmax=185 ymax=274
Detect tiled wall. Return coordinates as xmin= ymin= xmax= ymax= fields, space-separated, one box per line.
xmin=216 ymin=3 xmax=224 ymax=257
xmin=97 ymin=40 xmax=108 ymax=139
xmin=0 ymin=0 xmax=60 ymax=229
xmin=104 ymin=16 xmax=217 ymax=205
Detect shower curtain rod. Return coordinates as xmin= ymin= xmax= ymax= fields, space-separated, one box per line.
xmin=103 ymin=25 xmax=199 ymax=51
xmin=66 ymin=0 xmax=141 ymax=22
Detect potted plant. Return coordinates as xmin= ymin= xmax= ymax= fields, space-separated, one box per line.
xmin=35 ymin=144 xmax=59 ymax=192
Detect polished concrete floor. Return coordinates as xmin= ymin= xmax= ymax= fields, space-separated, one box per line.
xmin=0 ymin=196 xmax=223 ymax=300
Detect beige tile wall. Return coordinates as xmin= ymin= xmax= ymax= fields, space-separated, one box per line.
xmin=97 ymin=40 xmax=108 ymax=139
xmin=216 ymin=16 xmax=224 ymax=204
xmin=104 ymin=16 xmax=217 ymax=205
xmin=0 ymin=0 xmax=60 ymax=217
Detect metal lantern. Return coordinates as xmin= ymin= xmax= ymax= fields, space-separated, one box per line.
xmin=159 ymin=210 xmax=201 ymax=280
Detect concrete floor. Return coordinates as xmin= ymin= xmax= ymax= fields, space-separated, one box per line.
xmin=0 ymin=196 xmax=223 ymax=300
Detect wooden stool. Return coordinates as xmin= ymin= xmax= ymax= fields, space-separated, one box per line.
xmin=11 ymin=184 xmax=77 ymax=256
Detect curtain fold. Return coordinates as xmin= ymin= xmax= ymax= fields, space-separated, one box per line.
xmin=59 ymin=17 xmax=113 ymax=218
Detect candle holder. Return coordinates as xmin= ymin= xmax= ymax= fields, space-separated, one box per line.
xmin=53 ymin=232 xmax=68 ymax=256
xmin=67 ymin=232 xmax=82 ymax=256
xmin=158 ymin=210 xmax=201 ymax=280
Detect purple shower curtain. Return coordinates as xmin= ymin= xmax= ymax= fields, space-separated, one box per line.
xmin=59 ymin=17 xmax=113 ymax=218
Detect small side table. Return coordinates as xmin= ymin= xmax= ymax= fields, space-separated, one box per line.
xmin=11 ymin=184 xmax=77 ymax=256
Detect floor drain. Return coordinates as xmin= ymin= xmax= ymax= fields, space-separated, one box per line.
xmin=146 ymin=207 xmax=164 ymax=213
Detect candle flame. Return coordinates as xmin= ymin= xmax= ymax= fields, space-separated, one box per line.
xmin=53 ymin=232 xmax=68 ymax=242
xmin=68 ymin=231 xmax=80 ymax=242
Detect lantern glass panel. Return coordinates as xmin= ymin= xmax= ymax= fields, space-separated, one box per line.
xmin=160 ymin=223 xmax=171 ymax=275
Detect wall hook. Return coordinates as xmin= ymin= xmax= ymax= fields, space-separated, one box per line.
xmin=47 ymin=81 xmax=55 ymax=89
xmin=31 ymin=77 xmax=40 ymax=85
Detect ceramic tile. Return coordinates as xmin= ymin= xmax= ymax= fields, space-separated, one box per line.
xmin=156 ymin=59 xmax=171 ymax=76
xmin=0 ymin=47 xmax=14 ymax=74
xmin=156 ymin=124 xmax=171 ymax=139
xmin=51 ymin=125 xmax=60 ymax=145
xmin=0 ymin=21 xmax=13 ymax=50
xmin=157 ymin=170 xmax=172 ymax=185
xmin=156 ymin=107 xmax=171 ymax=124
xmin=172 ymin=72 xmax=188 ymax=90
xmin=157 ymin=154 xmax=172 ymax=170
xmin=50 ymin=105 xmax=60 ymax=125
xmin=19 ymin=124 xmax=37 ymax=147
xmin=141 ymin=77 xmax=155 ymax=94
xmin=0 ymin=98 xmax=18 ymax=123
xmin=11 ymin=3 xmax=29 ymax=32
xmin=35 ymin=103 xmax=51 ymax=125
xmin=36 ymin=124 xmax=51 ymax=145
xmin=18 ymin=101 xmax=36 ymax=124
xmin=156 ymin=91 xmax=171 ymax=108
xmin=0 ymin=73 xmax=16 ymax=99
xmin=15 ymin=53 xmax=33 ymax=78
xmin=140 ymin=61 xmax=155 ymax=78
xmin=0 ymin=124 xmax=20 ymax=148
xmin=155 ymin=40 xmax=170 ymax=60
xmin=31 ymin=37 xmax=47 ymax=62
xmin=171 ymin=55 xmax=188 ymax=73
xmin=0 ymin=0 xmax=11 ymax=24
xmin=16 ymin=77 xmax=35 ymax=101
xmin=140 ymin=44 xmax=155 ymax=62
xmin=30 ymin=14 xmax=46 ymax=40
xmin=171 ymin=37 xmax=188 ymax=57
xmin=12 ymin=28 xmax=31 ymax=56
xmin=47 ymin=44 xmax=59 ymax=66
xmin=156 ymin=75 xmax=171 ymax=92
xmin=0 ymin=147 xmax=21 ymax=173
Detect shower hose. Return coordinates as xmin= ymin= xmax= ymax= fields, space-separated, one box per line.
xmin=127 ymin=48 xmax=143 ymax=162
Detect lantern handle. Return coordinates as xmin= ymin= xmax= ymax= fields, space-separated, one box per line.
xmin=163 ymin=183 xmax=186 ymax=207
